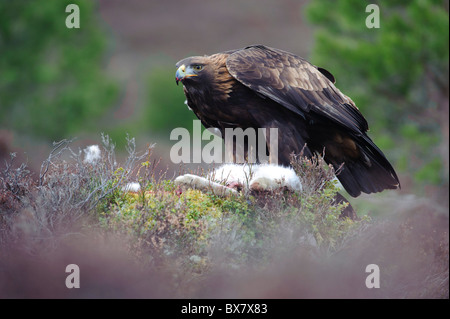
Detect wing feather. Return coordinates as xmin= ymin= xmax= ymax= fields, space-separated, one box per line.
xmin=226 ymin=45 xmax=369 ymax=133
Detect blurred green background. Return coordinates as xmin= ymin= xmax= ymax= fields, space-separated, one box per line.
xmin=0 ymin=0 xmax=448 ymax=203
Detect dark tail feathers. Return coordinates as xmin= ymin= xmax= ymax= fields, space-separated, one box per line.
xmin=335 ymin=135 xmax=400 ymax=198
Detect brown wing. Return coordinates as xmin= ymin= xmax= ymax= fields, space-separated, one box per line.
xmin=226 ymin=45 xmax=368 ymax=134
xmin=226 ymin=45 xmax=400 ymax=197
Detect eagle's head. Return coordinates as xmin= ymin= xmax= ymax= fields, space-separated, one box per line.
xmin=175 ymin=56 xmax=210 ymax=86
xmin=175 ymin=53 xmax=235 ymax=107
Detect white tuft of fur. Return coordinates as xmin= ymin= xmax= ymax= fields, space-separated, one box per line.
xmin=122 ymin=182 xmax=141 ymax=193
xmin=83 ymin=145 xmax=101 ymax=164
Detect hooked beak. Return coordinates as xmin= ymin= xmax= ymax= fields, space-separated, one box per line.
xmin=175 ymin=64 xmax=185 ymax=85
xmin=175 ymin=64 xmax=197 ymax=85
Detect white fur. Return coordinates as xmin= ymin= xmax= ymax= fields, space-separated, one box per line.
xmin=249 ymin=164 xmax=302 ymax=191
xmin=174 ymin=174 xmax=238 ymax=196
xmin=83 ymin=145 xmax=101 ymax=164
xmin=209 ymin=163 xmax=251 ymax=185
xmin=122 ymin=182 xmax=141 ymax=193
xmin=175 ymin=163 xmax=302 ymax=195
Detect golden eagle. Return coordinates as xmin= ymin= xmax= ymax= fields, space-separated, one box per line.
xmin=175 ymin=45 xmax=400 ymax=198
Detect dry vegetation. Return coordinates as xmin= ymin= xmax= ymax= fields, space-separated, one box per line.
xmin=0 ymin=136 xmax=448 ymax=298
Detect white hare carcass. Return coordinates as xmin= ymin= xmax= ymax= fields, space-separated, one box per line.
xmin=175 ymin=163 xmax=302 ymax=196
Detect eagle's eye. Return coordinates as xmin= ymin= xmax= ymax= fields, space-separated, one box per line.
xmin=193 ymin=64 xmax=203 ymax=71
